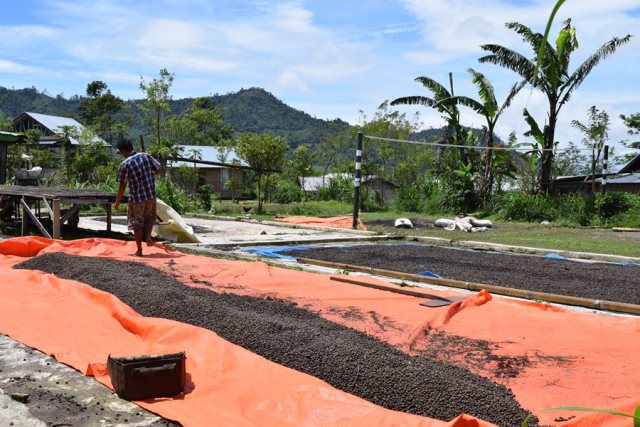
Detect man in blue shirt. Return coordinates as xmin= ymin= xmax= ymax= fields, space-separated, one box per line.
xmin=114 ymin=138 xmax=161 ymax=256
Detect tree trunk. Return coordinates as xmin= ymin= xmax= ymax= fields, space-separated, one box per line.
xmin=156 ymin=110 xmax=161 ymax=144
xmin=539 ymin=107 xmax=558 ymax=193
xmin=256 ymin=173 xmax=263 ymax=213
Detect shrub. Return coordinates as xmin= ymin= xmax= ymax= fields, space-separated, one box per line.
xmin=596 ymin=192 xmax=633 ymax=222
xmin=196 ymin=184 xmax=216 ymax=211
xmin=495 ymin=192 xmax=559 ymax=222
xmin=156 ymin=176 xmax=195 ymax=214
xmin=392 ymin=185 xmax=421 ymax=212
xmin=271 ymin=178 xmax=303 ymax=204
xmin=555 ymin=193 xmax=593 ymax=226
xmin=316 ymin=175 xmax=354 ymax=203
xmin=420 ymin=179 xmax=453 ymax=216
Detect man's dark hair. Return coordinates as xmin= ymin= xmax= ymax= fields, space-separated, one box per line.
xmin=117 ymin=138 xmax=134 ymax=153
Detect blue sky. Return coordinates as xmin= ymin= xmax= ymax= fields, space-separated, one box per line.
xmin=1 ymin=0 xmax=639 ymax=152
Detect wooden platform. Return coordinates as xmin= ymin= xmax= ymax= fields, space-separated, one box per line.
xmin=0 ymin=185 xmax=125 ymax=239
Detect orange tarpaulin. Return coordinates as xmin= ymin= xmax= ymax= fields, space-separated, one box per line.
xmin=0 ymin=237 xmax=488 ymax=427
xmin=2 ymin=237 xmax=640 ymax=426
xmin=272 ymin=215 xmax=368 ymax=231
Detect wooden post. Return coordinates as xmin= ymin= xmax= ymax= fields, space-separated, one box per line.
xmin=352 ymin=131 xmax=363 ymax=229
xmin=139 ymin=135 xmax=146 ymax=152
xmin=601 ymin=145 xmax=609 ymax=195
xmin=21 ymin=197 xmax=27 ymax=236
xmin=52 ymin=199 xmax=61 ymax=239
xmin=0 ymin=143 xmax=7 ymax=185
xmin=105 ymin=203 xmax=112 ymax=232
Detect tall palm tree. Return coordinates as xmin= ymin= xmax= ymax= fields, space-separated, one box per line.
xmin=448 ymin=68 xmax=525 ymax=196
xmin=479 ymin=19 xmax=631 ymax=191
xmin=391 ymin=73 xmax=470 ymax=165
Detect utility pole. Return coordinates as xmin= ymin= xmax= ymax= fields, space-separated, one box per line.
xmin=352 ymin=131 xmax=363 ymax=229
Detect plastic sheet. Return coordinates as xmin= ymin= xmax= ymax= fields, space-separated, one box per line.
xmin=0 ymin=237 xmax=490 ymax=427
xmin=2 ymin=237 xmax=640 ymax=426
xmin=242 ymin=245 xmax=318 ymax=260
xmin=272 ymin=215 xmax=368 ymax=231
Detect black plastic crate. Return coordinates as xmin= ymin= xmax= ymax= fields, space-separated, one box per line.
xmin=107 ymin=352 xmax=186 ymax=400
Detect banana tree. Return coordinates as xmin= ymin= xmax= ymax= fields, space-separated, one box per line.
xmin=479 ymin=19 xmax=631 ymax=192
xmin=391 ymin=73 xmax=470 ymax=165
xmin=447 ymin=68 xmax=525 ymax=197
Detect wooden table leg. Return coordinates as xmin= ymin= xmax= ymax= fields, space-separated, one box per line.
xmin=21 ymin=197 xmax=27 ymax=237
xmin=105 ymin=203 xmax=112 ymax=232
xmin=52 ymin=199 xmax=61 ymax=239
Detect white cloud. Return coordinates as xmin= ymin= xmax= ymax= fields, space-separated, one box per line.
xmin=276 ymin=70 xmax=310 ymax=93
xmin=0 ymin=60 xmax=41 ymax=74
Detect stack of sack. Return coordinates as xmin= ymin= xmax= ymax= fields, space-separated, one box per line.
xmin=434 ymin=216 xmax=493 ymax=232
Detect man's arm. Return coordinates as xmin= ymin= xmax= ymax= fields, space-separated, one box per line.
xmin=114 ymin=181 xmax=126 ymax=211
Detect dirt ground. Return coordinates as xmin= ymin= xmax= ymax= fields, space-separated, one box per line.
xmin=0 ymin=334 xmax=178 ymax=427
xmin=283 ymin=243 xmax=640 ymax=306
xmin=15 ymin=253 xmax=536 ymax=427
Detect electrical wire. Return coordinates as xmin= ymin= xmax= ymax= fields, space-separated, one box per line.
xmin=364 ymin=134 xmax=598 ymax=153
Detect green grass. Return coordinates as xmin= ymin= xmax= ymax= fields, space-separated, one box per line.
xmin=363 ymin=213 xmax=640 ymax=258
xmin=209 ymin=200 xmax=354 ymax=220
xmin=193 ymin=202 xmax=640 ymax=258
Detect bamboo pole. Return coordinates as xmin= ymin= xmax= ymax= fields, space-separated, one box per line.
xmin=297 ymin=257 xmax=640 ymax=316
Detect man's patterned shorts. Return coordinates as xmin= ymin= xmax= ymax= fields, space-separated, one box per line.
xmin=127 ymin=199 xmax=156 ymax=231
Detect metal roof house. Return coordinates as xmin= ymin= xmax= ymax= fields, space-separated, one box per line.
xmin=298 ymin=173 xmax=398 ymax=206
xmin=553 ymin=153 xmax=640 ymax=194
xmin=12 ymin=112 xmax=108 ymax=147
xmin=167 ymin=145 xmax=248 ymax=199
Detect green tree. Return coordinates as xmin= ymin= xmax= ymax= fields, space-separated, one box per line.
xmin=554 ymin=140 xmax=589 ymax=177
xmin=72 ymin=130 xmax=113 ymax=184
xmin=139 ymin=68 xmax=174 ymax=145
xmin=77 ymin=81 xmax=125 ymax=144
xmin=618 ymin=113 xmax=640 ymax=164
xmin=314 ymin=129 xmax=349 ymax=180
xmin=391 ymin=73 xmax=470 ymax=165
xmin=287 ymin=145 xmax=315 ymax=201
xmin=139 ymin=69 xmax=175 ymax=176
xmin=235 ymin=133 xmax=288 ymax=212
xmin=492 ymin=131 xmax=520 ymax=193
xmin=479 ymin=19 xmax=631 ymax=191
xmin=188 ymin=97 xmax=233 ymax=146
xmin=571 ymin=106 xmax=610 ymax=194
xmin=448 ymin=68 xmax=525 ymax=197
xmin=0 ymin=114 xmax=12 ymax=131
xmin=358 ymin=102 xmax=425 ymax=208
xmin=55 ymin=125 xmax=79 ymax=181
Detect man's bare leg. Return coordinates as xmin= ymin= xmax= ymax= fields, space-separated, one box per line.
xmin=133 ymin=228 xmax=144 ymax=256
xmin=143 ymin=222 xmax=154 ymax=246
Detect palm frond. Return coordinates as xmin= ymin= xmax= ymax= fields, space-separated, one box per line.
xmin=448 ymin=96 xmax=486 ymax=116
xmin=467 ymin=68 xmax=497 ymax=117
xmin=414 ymin=76 xmax=452 ymax=101
xmin=561 ymin=34 xmax=633 ymax=105
xmin=555 ymin=20 xmax=577 ymax=74
xmin=570 ymin=120 xmax=588 ymax=134
xmin=390 ymin=96 xmax=439 ymax=108
xmin=505 ymin=22 xmax=562 ymax=89
xmin=497 ymin=80 xmax=527 ymax=118
xmin=479 ymin=45 xmax=536 ymax=82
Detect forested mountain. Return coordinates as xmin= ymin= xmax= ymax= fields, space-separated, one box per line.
xmin=0 ymin=85 xmax=461 ymax=147
xmin=0 ymin=86 xmax=352 ymax=147
xmin=0 ymin=86 xmax=81 ymax=118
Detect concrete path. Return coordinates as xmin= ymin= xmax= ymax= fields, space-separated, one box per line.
xmin=0 ymin=334 xmax=176 ymax=426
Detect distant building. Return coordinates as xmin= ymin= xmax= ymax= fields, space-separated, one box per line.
xmin=167 ymin=145 xmax=247 ymax=198
xmin=299 ymin=173 xmax=398 ymax=206
xmin=12 ymin=112 xmax=109 ymax=147
xmin=553 ymin=153 xmax=640 ymax=194
xmin=0 ymin=131 xmax=27 ymax=184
